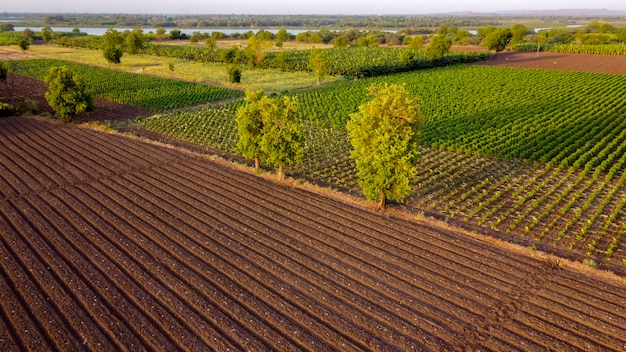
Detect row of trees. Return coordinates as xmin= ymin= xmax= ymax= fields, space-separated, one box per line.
xmin=22 ymin=13 xmax=503 ymax=31
xmin=236 ymin=83 xmax=422 ymax=208
xmin=102 ymin=28 xmax=148 ymax=64
xmin=477 ymin=20 xmax=626 ymax=52
xmin=235 ymin=90 xmax=304 ymax=181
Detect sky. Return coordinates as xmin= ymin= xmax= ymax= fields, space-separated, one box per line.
xmin=3 ymin=0 xmax=626 ymax=15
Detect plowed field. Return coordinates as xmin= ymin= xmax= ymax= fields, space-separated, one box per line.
xmin=1 ymin=115 xmax=625 ymax=351
xmin=477 ymin=50 xmax=626 ymax=75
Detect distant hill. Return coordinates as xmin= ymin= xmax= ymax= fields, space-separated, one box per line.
xmin=441 ymin=9 xmax=626 ymax=17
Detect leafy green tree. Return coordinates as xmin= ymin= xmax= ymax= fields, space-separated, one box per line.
xmin=616 ymin=27 xmax=626 ymax=44
xmin=276 ymin=28 xmax=290 ymax=42
xmin=510 ymin=24 xmax=528 ymax=46
xmin=333 ymin=35 xmax=350 ymax=48
xmin=205 ymin=37 xmax=217 ymax=48
xmin=405 ymin=36 xmax=423 ymax=49
xmin=477 ymin=26 xmax=497 ymax=40
xmin=236 ymin=89 xmax=267 ymax=170
xmin=44 ymin=66 xmax=95 ymax=123
xmin=125 ymin=28 xmax=147 ymax=54
xmin=425 ymin=32 xmax=451 ymax=61
xmin=210 ymin=31 xmax=225 ymax=40
xmin=585 ymin=20 xmax=602 ymax=33
xmin=22 ymin=27 xmax=34 ymax=41
xmin=598 ymin=23 xmax=615 ymax=34
xmin=0 ymin=23 xmax=14 ymax=32
xmin=17 ymin=38 xmax=30 ymax=51
xmin=103 ymin=45 xmax=123 ymax=64
xmin=41 ymin=26 xmax=54 ymax=41
xmin=259 ymin=95 xmax=304 ymax=181
xmin=347 ymin=83 xmax=422 ymax=208
xmin=169 ymin=29 xmax=182 ymax=40
xmin=455 ymin=30 xmax=470 ymax=45
xmin=189 ymin=32 xmax=201 ymax=44
xmin=227 ymin=65 xmax=242 ymax=83
xmin=155 ymin=27 xmax=166 ymax=41
xmin=309 ymin=32 xmax=323 ymax=43
xmin=308 ymin=47 xmax=329 ymax=86
xmin=103 ymin=28 xmax=123 ymax=64
xmin=256 ymin=29 xmax=274 ymax=41
xmin=482 ymin=28 xmax=512 ymax=52
xmin=246 ymin=34 xmax=272 ymax=67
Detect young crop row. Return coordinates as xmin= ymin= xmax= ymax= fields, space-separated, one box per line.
xmin=140 ymin=96 xmax=626 ymax=271
xmin=14 ymin=58 xmax=243 ymax=110
xmin=513 ymin=43 xmax=626 ymax=55
xmin=287 ymin=65 xmax=626 ymax=181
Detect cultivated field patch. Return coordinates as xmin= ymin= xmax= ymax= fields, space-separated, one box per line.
xmin=0 ymin=116 xmax=625 ymax=350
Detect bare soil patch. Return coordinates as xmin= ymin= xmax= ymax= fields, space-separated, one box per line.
xmin=477 ymin=50 xmax=626 ymax=74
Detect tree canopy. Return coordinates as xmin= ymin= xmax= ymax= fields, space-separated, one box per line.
xmin=308 ymin=47 xmax=329 ymax=86
xmin=103 ymin=28 xmax=123 ymax=64
xmin=482 ymin=28 xmax=513 ymax=52
xmin=425 ymin=29 xmax=451 ymax=61
xmin=246 ymin=34 xmax=273 ymax=67
xmin=124 ymin=28 xmax=147 ymax=54
xmin=44 ymin=66 xmax=95 ymax=123
xmin=347 ymin=83 xmax=422 ymax=208
xmin=236 ymin=89 xmax=304 ymax=180
xmin=259 ymin=95 xmax=304 ymax=181
xmin=236 ymin=89 xmax=267 ymax=170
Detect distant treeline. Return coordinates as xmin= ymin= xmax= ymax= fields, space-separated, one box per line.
xmin=2 ymin=13 xmax=505 ymax=29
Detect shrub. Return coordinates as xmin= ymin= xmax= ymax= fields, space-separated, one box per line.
xmin=0 ymin=102 xmax=14 ymax=116
xmin=227 ymin=65 xmax=242 ymax=83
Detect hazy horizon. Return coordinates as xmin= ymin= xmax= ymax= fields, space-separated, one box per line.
xmin=3 ymin=0 xmax=626 ymax=15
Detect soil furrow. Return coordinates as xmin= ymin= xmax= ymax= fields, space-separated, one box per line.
xmin=194 ymin=157 xmax=540 ymax=280
xmin=112 ymin=172 xmax=444 ymax=350
xmin=536 ymin=283 xmax=626 ymax=338
xmin=186 ymin=158 xmax=535 ymax=289
xmin=0 ymin=199 xmax=104 ymax=351
xmin=27 ymin=191 xmax=183 ymax=351
xmin=71 ymin=182 xmax=292 ymax=351
xmin=0 ymin=219 xmax=54 ymax=351
xmin=50 ymin=186 xmax=243 ymax=352
xmin=0 ymin=134 xmax=51 ymax=194
xmin=516 ymin=299 xmax=625 ymax=350
xmin=17 ymin=120 xmax=108 ymax=179
xmin=0 ymin=296 xmax=22 ymax=352
xmin=0 ymin=162 xmax=25 ymax=199
xmin=129 ymin=166 xmax=481 ymax=348
xmin=94 ymin=175 xmax=374 ymax=351
xmin=2 ymin=120 xmax=90 ymax=183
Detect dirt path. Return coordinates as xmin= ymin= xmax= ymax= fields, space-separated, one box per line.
xmin=1 ymin=116 xmax=625 ymax=351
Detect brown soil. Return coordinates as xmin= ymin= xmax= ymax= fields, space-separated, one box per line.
xmin=0 ymin=73 xmax=151 ymax=123
xmin=0 ymin=115 xmax=625 ymax=351
xmin=477 ymin=50 xmax=626 ymax=74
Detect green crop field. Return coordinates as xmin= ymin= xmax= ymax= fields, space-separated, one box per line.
xmin=141 ymin=64 xmax=626 ymax=272
xmin=13 ymin=58 xmax=244 ymax=110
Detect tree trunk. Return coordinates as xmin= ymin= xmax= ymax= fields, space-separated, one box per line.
xmin=254 ymin=156 xmax=260 ymax=170
xmin=536 ymin=41 xmax=540 ymax=57
xmin=316 ymin=77 xmax=321 ymax=86
xmin=277 ymin=165 xmax=284 ymax=181
xmin=378 ymin=190 xmax=386 ymax=209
